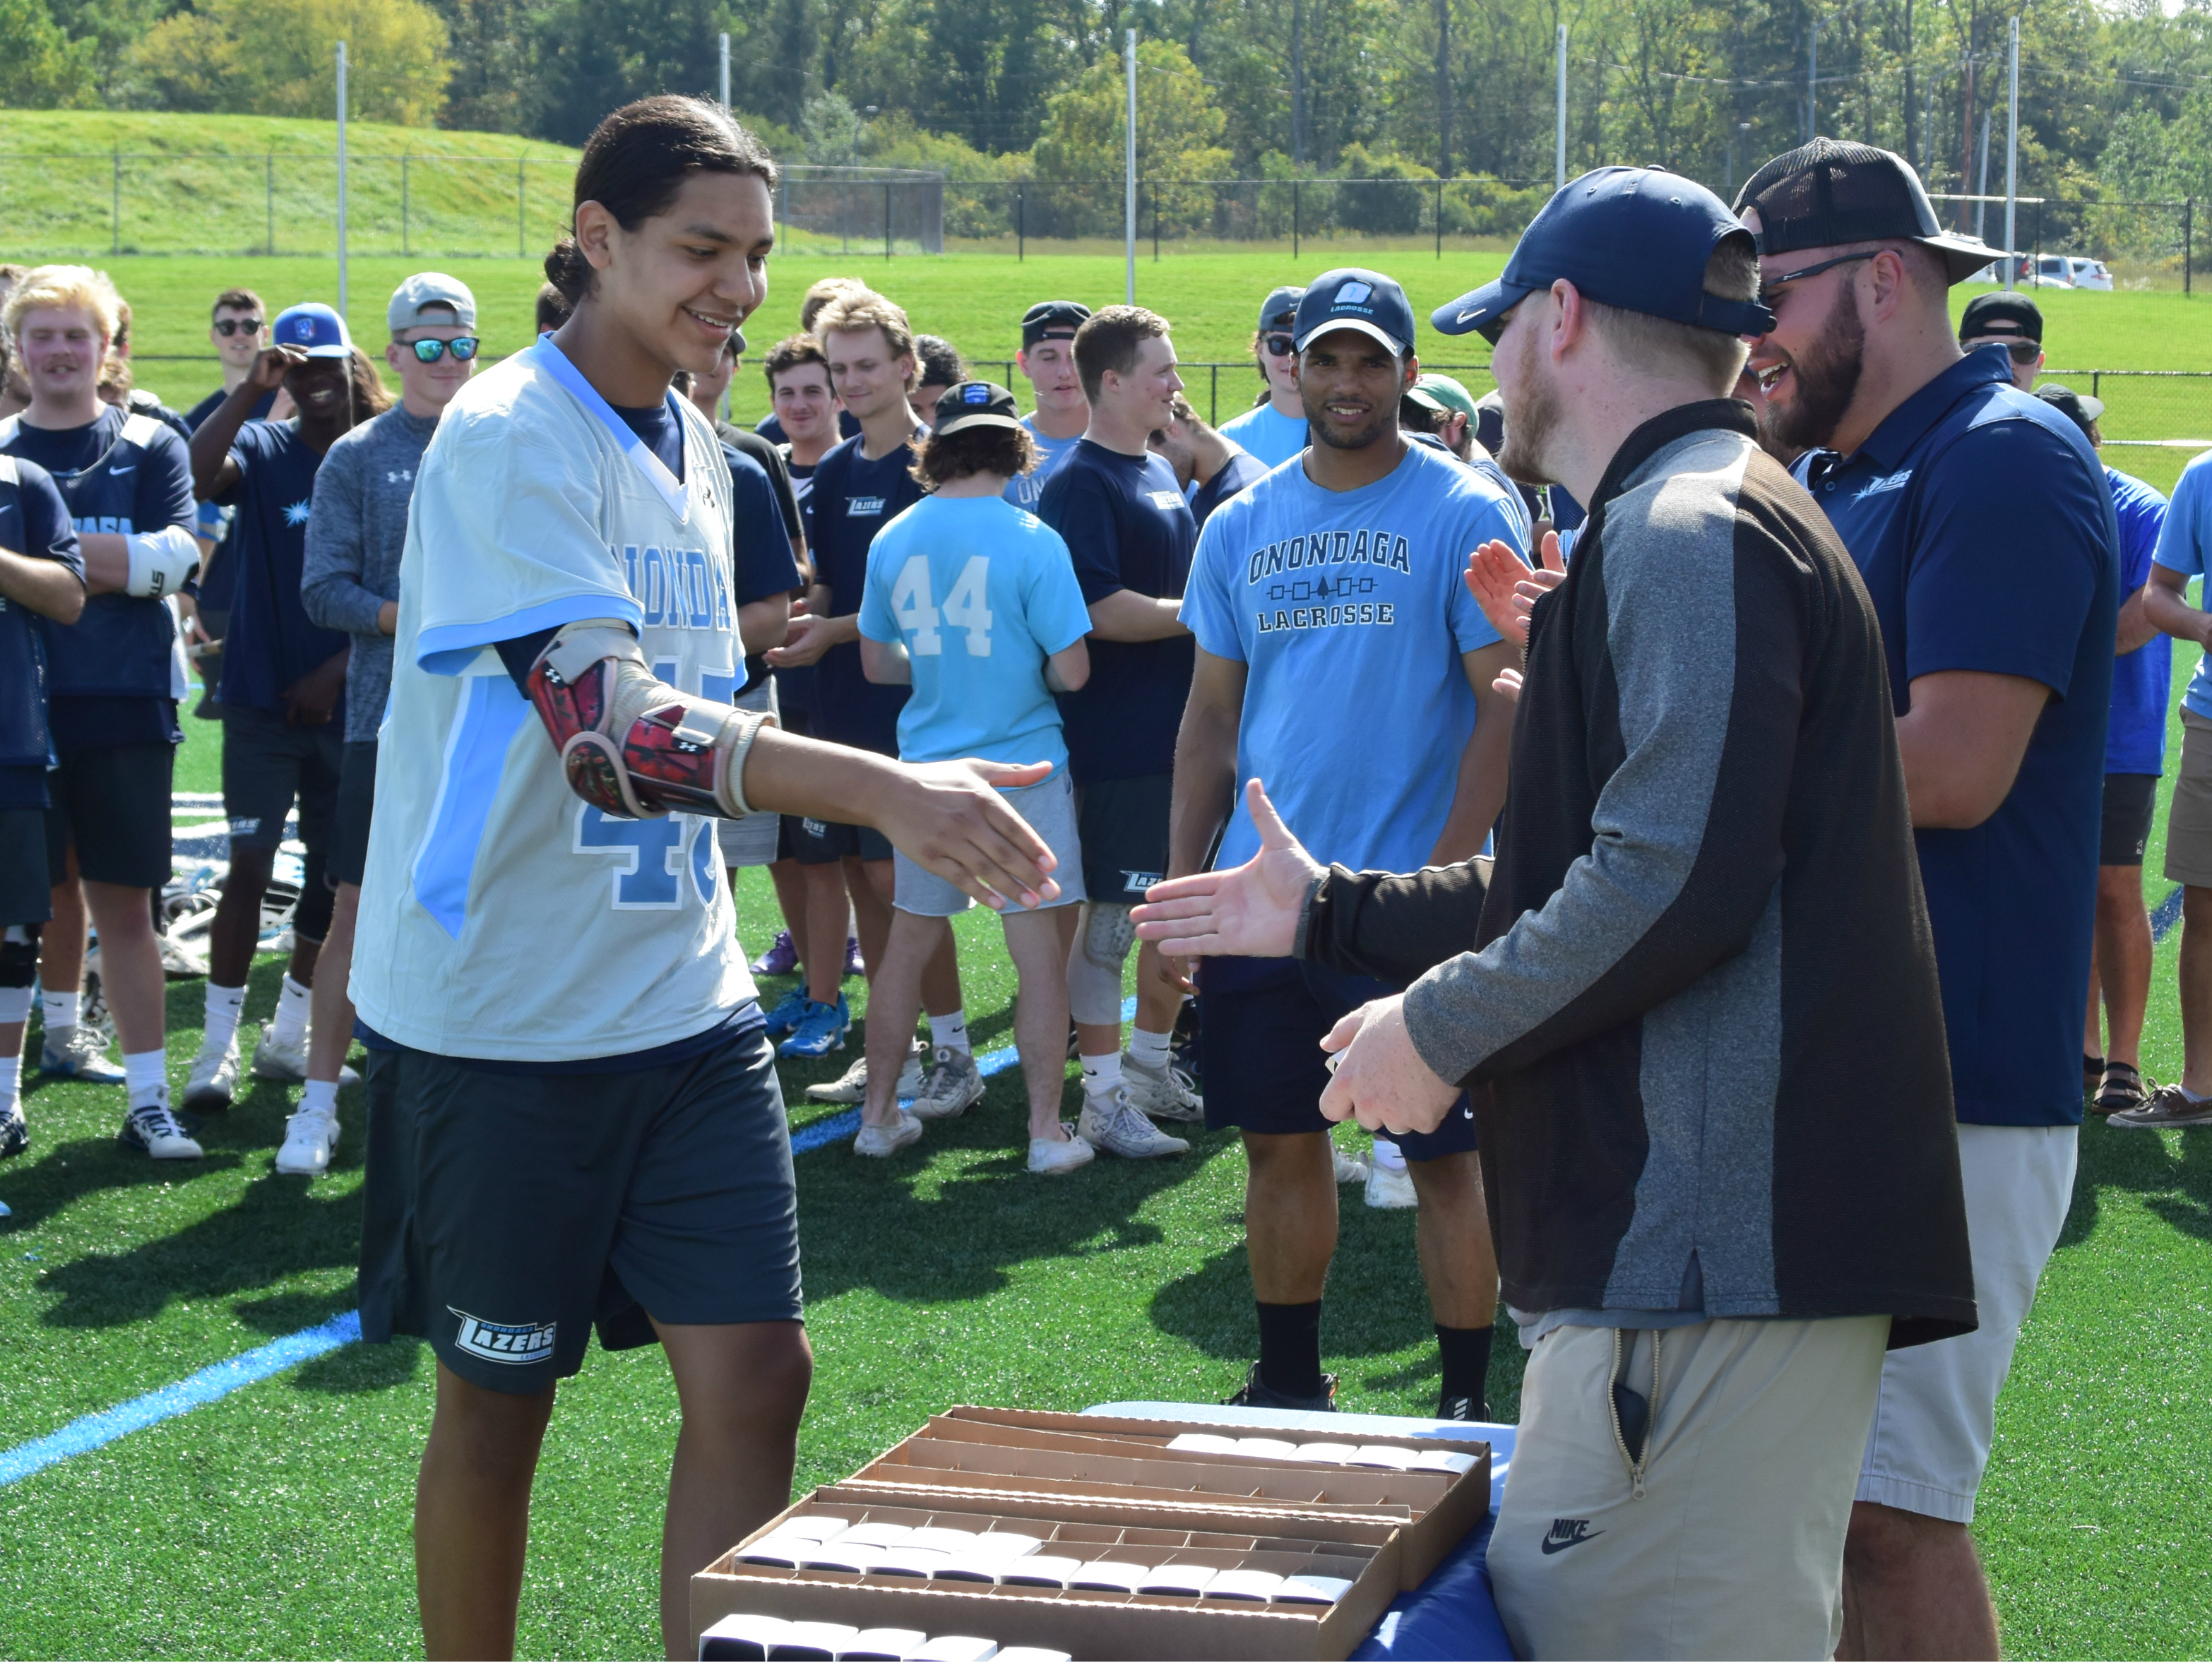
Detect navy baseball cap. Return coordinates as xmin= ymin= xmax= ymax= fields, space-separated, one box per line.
xmin=1958 ymin=292 xmax=2042 ymax=343
xmin=272 ymin=302 xmax=353 ymax=359
xmin=934 ymin=380 xmax=1023 ymax=436
xmin=1294 ymin=270 xmax=1417 ymax=356
xmin=1259 ymin=286 xmax=1304 ymax=330
xmin=1434 ymin=167 xmax=1774 ymax=345
xmin=1021 ymin=300 xmax=1090 ymax=347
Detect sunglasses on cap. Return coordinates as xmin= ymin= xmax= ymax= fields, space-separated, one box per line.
xmin=406 ymin=335 xmax=480 ymax=364
xmin=212 ymin=317 xmax=263 ymax=336
xmin=1262 ymin=333 xmax=1296 ymax=357
xmin=1965 ymin=337 xmax=2041 ymax=365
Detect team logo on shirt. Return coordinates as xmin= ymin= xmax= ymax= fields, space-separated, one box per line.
xmin=1853 ymin=469 xmax=1913 ymax=501
xmin=71 ymin=515 xmax=139 ymax=535
xmin=1148 ymin=490 xmax=1185 ymax=511
xmin=449 ymin=1308 xmax=557 ymax=1366
xmin=613 ymin=542 xmax=735 ymax=632
xmin=283 ymin=499 xmax=312 ymax=526
xmin=1244 ymin=527 xmax=1413 ymax=585
xmin=848 ymin=496 xmax=887 ymax=516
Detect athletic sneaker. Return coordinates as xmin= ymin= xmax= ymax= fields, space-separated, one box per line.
xmin=1078 ymin=1090 xmax=1190 ymax=1159
xmin=762 ymin=986 xmax=812 ymax=1039
xmin=805 ymin=1044 xmax=924 ymax=1104
xmin=778 ymin=996 xmax=850 ymax=1059
xmin=251 ymin=1030 xmax=359 ymax=1088
xmin=274 ymin=1107 xmax=340 ymax=1176
xmin=39 ymin=1025 xmax=126 ymax=1085
xmin=853 ymin=1111 xmax=924 ymax=1158
xmin=1366 ymin=1162 xmax=1417 ymax=1209
xmin=844 ymin=934 xmax=866 ymax=977
xmin=119 ymin=1095 xmax=203 ymax=1160
xmin=910 ymin=1047 xmax=985 ymax=1121
xmin=1223 ymin=1361 xmax=1337 ymax=1412
xmin=184 ymin=1035 xmax=240 ymax=1111
xmin=1333 ymin=1145 xmax=1370 ymax=1184
xmin=2110 ymin=1084 xmax=2212 ymax=1129
xmin=1437 ymin=1390 xmax=1490 ymax=1423
xmin=751 ymin=929 xmax=799 ymax=976
xmin=1121 ymin=1053 xmax=1203 ymax=1121
xmin=0 ymin=1103 xmax=26 ymax=1160
xmin=1028 ymin=1122 xmax=1095 ymax=1175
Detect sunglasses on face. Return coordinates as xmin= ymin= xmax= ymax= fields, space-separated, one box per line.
xmin=1966 ymin=337 xmax=2041 ymax=364
xmin=1262 ymin=334 xmax=1296 ymax=357
xmin=407 ymin=336 xmax=480 ymax=364
xmin=1759 ymin=251 xmax=1876 ymax=307
xmin=212 ymin=318 xmax=263 ymax=336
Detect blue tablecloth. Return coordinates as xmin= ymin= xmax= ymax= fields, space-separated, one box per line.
xmin=1084 ymin=1402 xmax=1516 ymax=1661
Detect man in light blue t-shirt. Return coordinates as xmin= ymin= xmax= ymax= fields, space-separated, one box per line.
xmin=1169 ymin=268 xmax=1527 ymax=1422
xmin=1217 ymin=286 xmax=1309 ymax=470
xmin=1004 ymin=300 xmax=1090 ymax=513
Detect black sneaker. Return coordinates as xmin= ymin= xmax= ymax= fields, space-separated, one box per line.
xmin=1223 ymin=1361 xmax=1337 ymax=1413
xmin=0 ymin=1104 xmax=25 ymax=1160
xmin=1437 ymin=1390 xmax=1490 ymax=1423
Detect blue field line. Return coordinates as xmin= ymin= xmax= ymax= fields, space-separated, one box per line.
xmin=2154 ymin=884 xmax=2185 ymax=944
xmin=0 ymin=996 xmax=1143 ymax=1485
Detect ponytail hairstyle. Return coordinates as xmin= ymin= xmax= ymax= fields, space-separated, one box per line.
xmin=545 ymin=96 xmax=780 ymax=307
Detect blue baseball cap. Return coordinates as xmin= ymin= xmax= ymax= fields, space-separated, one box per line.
xmin=1433 ymin=167 xmax=1774 ymax=345
xmin=271 ymin=302 xmax=354 ymax=359
xmin=1258 ymin=286 xmax=1304 ymax=330
xmin=1293 ymin=270 xmax=1417 ymax=357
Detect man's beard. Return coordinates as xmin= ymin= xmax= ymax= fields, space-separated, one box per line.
xmin=1497 ymin=325 xmax=1560 ymax=487
xmin=1761 ymin=282 xmax=1866 ymax=456
xmin=1302 ymin=379 xmax=1397 ymax=451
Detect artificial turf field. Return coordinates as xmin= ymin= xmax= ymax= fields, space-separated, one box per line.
xmin=1 ymin=244 xmax=2211 ymax=1655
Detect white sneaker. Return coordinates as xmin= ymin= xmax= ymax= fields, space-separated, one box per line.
xmin=1333 ymin=1145 xmax=1370 ymax=1184
xmin=1366 ymin=1161 xmax=1417 ymax=1209
xmin=910 ymin=1047 xmax=984 ymax=1121
xmin=274 ymin=1107 xmax=340 ymax=1176
xmin=251 ymin=1029 xmax=357 ymax=1088
xmin=184 ymin=1035 xmax=239 ymax=1111
xmin=852 ymin=1111 xmax=924 ymax=1157
xmin=119 ymin=1095 xmax=203 ymax=1160
xmin=1120 ymin=1054 xmax=1203 ymax=1121
xmin=805 ymin=1044 xmax=924 ymax=1104
xmin=1078 ymin=1090 xmax=1190 ymax=1159
xmin=1029 ymin=1121 xmax=1095 ymax=1175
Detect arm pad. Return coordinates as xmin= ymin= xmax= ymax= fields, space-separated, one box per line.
xmin=124 ymin=525 xmax=202 ymax=597
xmin=525 ymin=618 xmax=775 ymax=821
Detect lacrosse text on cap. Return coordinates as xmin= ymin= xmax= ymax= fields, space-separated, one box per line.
xmin=934 ymin=380 xmax=1023 ymax=436
xmin=1434 ymin=167 xmax=1775 ymax=345
xmin=386 ymin=271 xmax=479 ymax=333
xmin=1293 ymin=270 xmax=1417 ymax=356
xmin=1259 ymin=285 xmax=1306 ymax=330
xmin=1732 ymin=138 xmax=1997 ymax=286
xmin=271 ymin=302 xmax=354 ymax=359
xmin=1021 ymin=300 xmax=1091 ymax=347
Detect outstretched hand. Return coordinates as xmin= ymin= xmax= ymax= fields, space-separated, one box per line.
xmin=1131 ymin=778 xmax=1322 ymax=960
xmin=1463 ymin=531 xmax=1565 ymax=648
xmin=877 ymin=758 xmax=1061 ymax=912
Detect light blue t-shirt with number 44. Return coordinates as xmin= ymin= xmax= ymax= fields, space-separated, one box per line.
xmin=859 ymin=494 xmax=1095 ymax=775
xmin=2154 ymin=444 xmax=2212 ymax=724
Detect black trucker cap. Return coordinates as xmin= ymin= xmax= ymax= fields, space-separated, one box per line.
xmin=1733 ymin=138 xmax=1995 ymax=285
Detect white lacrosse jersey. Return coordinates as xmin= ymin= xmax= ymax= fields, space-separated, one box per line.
xmin=350 ymin=340 xmax=757 ymax=1061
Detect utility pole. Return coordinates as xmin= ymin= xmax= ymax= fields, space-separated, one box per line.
xmin=335 ymin=40 xmax=348 ymax=316
xmin=1807 ymin=13 xmax=1818 ymax=139
xmin=719 ymin=31 xmax=730 ymax=107
xmin=1555 ymin=23 xmax=1567 ymax=189
xmin=1975 ymin=105 xmax=1991 ymax=242
xmin=1291 ymin=0 xmax=1307 ymax=170
xmin=1436 ymin=0 xmax=1452 ymax=177
xmin=1125 ymin=29 xmax=1138 ymax=304
xmin=2004 ymin=14 xmax=2018 ymax=291
xmin=1902 ymin=0 xmax=1915 ymax=172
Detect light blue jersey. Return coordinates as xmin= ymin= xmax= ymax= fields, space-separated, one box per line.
xmin=859 ymin=494 xmax=1093 ymax=773
xmin=1218 ymin=400 xmax=1308 ymax=471
xmin=2154 ymin=445 xmax=2212 ymax=722
xmin=1181 ymin=439 xmax=1527 ymax=874
xmin=1003 ymin=417 xmax=1082 ymax=513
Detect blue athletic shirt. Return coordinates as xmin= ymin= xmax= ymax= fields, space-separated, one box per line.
xmin=1191 ymin=448 xmax=1271 ymax=528
xmin=1181 ymin=438 xmax=1523 ymax=874
xmin=0 ymin=456 xmax=84 ymax=809
xmin=1802 ymin=350 xmax=2119 ymax=1128
xmin=214 ymin=419 xmax=350 ymax=720
xmin=2153 ymin=446 xmax=2212 ymax=727
xmin=1218 ymin=400 xmax=1308 ymax=470
xmin=809 ymin=431 xmax=922 ymax=756
xmin=1037 ymin=439 xmax=1198 ymax=785
xmin=858 ymin=494 xmax=1092 ymax=772
xmin=0 ymin=405 xmax=196 ymax=753
xmin=1003 ymin=417 xmax=1082 ymax=513
xmin=2105 ymin=466 xmax=2170 ymax=776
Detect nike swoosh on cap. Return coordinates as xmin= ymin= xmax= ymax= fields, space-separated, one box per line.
xmin=1457 ymin=309 xmax=1484 ymax=323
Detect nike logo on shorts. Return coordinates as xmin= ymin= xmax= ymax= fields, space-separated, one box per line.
xmin=1540 ymin=1518 xmax=1602 ymax=1555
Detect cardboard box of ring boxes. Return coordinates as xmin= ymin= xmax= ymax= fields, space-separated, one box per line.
xmin=690 ymin=1407 xmax=1489 ymax=1661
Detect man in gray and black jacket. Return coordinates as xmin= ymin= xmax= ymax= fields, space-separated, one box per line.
xmin=1134 ymin=169 xmax=1975 ymax=1660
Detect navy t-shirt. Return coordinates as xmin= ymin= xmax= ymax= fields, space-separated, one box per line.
xmin=809 ymin=432 xmax=922 ymax=756
xmin=778 ymin=456 xmax=821 ymax=720
xmin=720 ymin=440 xmax=804 ymax=691
xmin=1804 ymin=350 xmax=2119 ymax=1128
xmin=1036 ymin=439 xmax=1197 ymax=784
xmin=0 ymin=458 xmax=85 ymax=809
xmin=189 ymin=389 xmax=279 ymax=612
xmin=1191 ymin=449 xmax=1271 ymax=528
xmin=214 ymin=420 xmax=350 ymax=718
xmin=2 ymin=405 xmax=195 ymax=752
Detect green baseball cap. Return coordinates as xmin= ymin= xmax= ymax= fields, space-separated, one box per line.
xmin=1405 ymin=373 xmax=1480 ymax=423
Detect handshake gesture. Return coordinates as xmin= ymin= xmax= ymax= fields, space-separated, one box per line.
xmin=1131 ymin=780 xmax=1463 ymax=1136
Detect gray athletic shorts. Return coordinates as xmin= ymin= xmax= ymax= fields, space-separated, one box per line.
xmin=893 ymin=769 xmax=1086 ymax=917
xmin=357 ymin=1024 xmax=802 ymax=1395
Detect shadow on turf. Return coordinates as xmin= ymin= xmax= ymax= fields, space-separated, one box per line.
xmin=2060 ymin=1115 xmax=2212 ymax=1250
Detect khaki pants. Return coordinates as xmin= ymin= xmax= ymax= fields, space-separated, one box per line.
xmin=1489 ymin=1313 xmax=1889 ymax=1661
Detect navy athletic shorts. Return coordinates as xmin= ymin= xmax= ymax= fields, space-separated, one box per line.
xmin=1199 ymin=954 xmax=1477 ymax=1160
xmin=327 ymin=741 xmax=378 ymax=888
xmin=1077 ymin=773 xmax=1172 ymax=907
xmin=44 ymin=740 xmax=174 ymax=890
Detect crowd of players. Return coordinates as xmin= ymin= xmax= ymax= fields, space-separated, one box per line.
xmin=1 ymin=97 xmax=2209 ymax=1659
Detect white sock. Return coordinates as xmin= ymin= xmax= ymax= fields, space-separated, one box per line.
xmin=0 ymin=987 xmax=29 ymax=1025
xmin=123 ymin=1049 xmax=167 ymax=1106
xmin=929 ymin=1008 xmax=971 ymax=1055
xmin=203 ymin=982 xmax=247 ymax=1053
xmin=268 ymin=974 xmax=312 ymax=1047
xmin=0 ymin=1055 xmax=19 ymax=1116
xmin=1372 ymin=1136 xmax=1408 ymax=1174
xmin=300 ymin=1078 xmax=340 ymax=1116
xmin=42 ymin=989 xmax=80 ymax=1032
xmin=1129 ymin=1027 xmax=1172 ymax=1071
xmin=1081 ymin=1051 xmax=1123 ymax=1098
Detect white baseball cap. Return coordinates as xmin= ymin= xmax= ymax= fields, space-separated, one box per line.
xmin=388 ymin=272 xmax=477 ymax=331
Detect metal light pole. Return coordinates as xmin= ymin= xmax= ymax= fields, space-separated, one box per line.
xmin=335 ymin=40 xmax=349 ymax=316
xmin=1125 ymin=29 xmax=1138 ymax=304
xmin=2003 ymin=16 xmax=2019 ymax=292
xmin=1555 ymin=25 xmax=1567 ymax=189
xmin=719 ymin=32 xmax=730 ymax=107
xmin=1807 ymin=15 xmax=1818 ymax=139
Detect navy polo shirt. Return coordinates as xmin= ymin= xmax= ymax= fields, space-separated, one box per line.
xmin=1804 ymin=350 xmax=2119 ymax=1128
